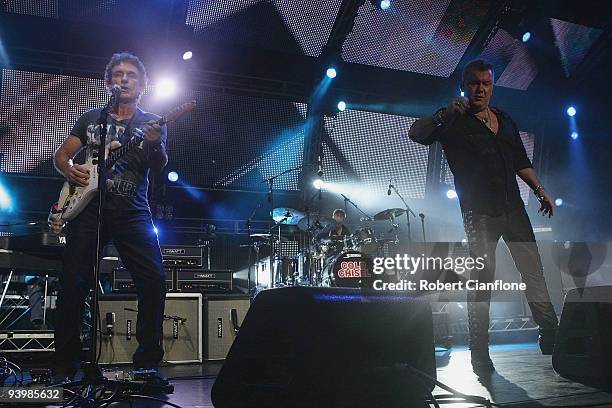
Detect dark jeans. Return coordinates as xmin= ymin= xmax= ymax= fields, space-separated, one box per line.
xmin=462 ymin=206 xmax=558 ymax=350
xmin=54 ymin=203 xmax=166 ymax=370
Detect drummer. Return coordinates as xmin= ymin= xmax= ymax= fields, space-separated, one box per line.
xmin=316 ymin=209 xmax=351 ymax=256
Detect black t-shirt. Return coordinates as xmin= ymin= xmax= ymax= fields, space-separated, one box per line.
xmin=70 ymin=107 xmax=167 ymax=213
xmin=411 ymin=107 xmax=532 ymax=216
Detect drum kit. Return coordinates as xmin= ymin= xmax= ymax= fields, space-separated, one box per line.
xmin=247 ymin=204 xmax=408 ymax=291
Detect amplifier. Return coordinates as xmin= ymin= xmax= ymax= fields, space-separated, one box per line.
xmin=203 ymin=295 xmax=251 ymax=360
xmin=98 ymin=293 xmax=202 ymax=364
xmin=113 ymin=268 xmax=174 ymax=292
xmin=161 ymin=245 xmax=203 ymax=268
xmin=176 ymin=269 xmax=232 ymax=293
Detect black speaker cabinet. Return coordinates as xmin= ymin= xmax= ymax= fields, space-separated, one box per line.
xmin=553 ymin=286 xmax=612 ymax=385
xmin=212 ymin=287 xmax=435 ymax=408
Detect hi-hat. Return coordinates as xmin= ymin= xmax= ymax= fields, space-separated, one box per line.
xmin=272 ymin=207 xmax=305 ymax=225
xmin=373 ymin=208 xmax=406 ymax=220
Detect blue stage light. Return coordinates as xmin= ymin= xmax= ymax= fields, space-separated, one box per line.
xmin=326 ymin=68 xmax=337 ymax=79
xmin=446 ymin=189 xmax=457 ymax=199
xmin=555 ymin=198 xmax=563 ymax=207
xmin=571 ymin=131 xmax=579 ymax=140
xmin=380 ymin=0 xmax=391 ymax=10
xmin=0 ymin=183 xmax=12 ymax=211
xmin=337 ymin=101 xmax=347 ymax=111
xmin=522 ymin=32 xmax=531 ymax=42
xmin=566 ymin=106 xmax=576 ymax=117
xmin=153 ymin=225 xmax=159 ymax=235
xmin=168 ymin=171 xmax=179 ymax=182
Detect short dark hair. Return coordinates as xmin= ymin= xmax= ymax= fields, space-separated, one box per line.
xmin=332 ymin=209 xmax=346 ymax=218
xmin=461 ymin=59 xmax=494 ymax=84
xmin=104 ymin=51 xmax=148 ymax=87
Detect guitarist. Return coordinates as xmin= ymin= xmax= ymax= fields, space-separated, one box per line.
xmin=50 ymin=52 xmax=168 ymax=383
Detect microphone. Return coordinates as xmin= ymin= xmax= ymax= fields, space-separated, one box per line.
xmin=108 ymin=85 xmax=121 ymax=108
xmin=105 ymin=312 xmax=115 ymax=336
xmin=387 ymin=179 xmax=393 ymax=196
xmin=317 ymin=155 xmax=323 ymax=177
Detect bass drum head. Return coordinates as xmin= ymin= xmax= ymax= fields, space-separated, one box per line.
xmin=322 ymin=250 xmax=373 ymax=288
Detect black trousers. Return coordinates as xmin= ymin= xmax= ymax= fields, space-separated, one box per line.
xmin=462 ymin=206 xmax=558 ymax=350
xmin=54 ymin=203 xmax=166 ymax=370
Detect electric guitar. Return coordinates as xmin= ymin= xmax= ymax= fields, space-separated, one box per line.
xmin=49 ymin=100 xmax=196 ymax=225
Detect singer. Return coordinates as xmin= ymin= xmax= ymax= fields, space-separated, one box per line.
xmin=408 ymin=59 xmax=558 ymax=373
xmin=50 ymin=52 xmax=168 ymax=383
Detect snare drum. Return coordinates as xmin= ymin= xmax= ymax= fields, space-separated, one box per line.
xmin=321 ymin=250 xmax=373 ymax=288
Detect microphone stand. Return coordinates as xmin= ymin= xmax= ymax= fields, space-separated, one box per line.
xmin=62 ymin=91 xmax=173 ymax=402
xmin=245 ymin=202 xmax=262 ymax=299
xmin=389 ymin=185 xmax=416 ymax=243
xmin=340 ymin=193 xmax=373 ymax=222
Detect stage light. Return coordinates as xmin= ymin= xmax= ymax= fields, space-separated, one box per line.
xmin=153 ymin=225 xmax=159 ymax=235
xmin=571 ymin=131 xmax=579 ymax=140
xmin=337 ymin=101 xmax=347 ymax=111
xmin=566 ymin=106 xmax=576 ymax=117
xmin=555 ymin=198 xmax=563 ymax=207
xmin=313 ymin=179 xmax=324 ymax=190
xmin=0 ymin=183 xmax=12 ymax=211
xmin=182 ymin=51 xmax=193 ymax=60
xmin=380 ymin=0 xmax=391 ymax=10
xmin=326 ymin=68 xmax=337 ymax=79
xmin=446 ymin=189 xmax=457 ymax=199
xmin=522 ymin=31 xmax=531 ymax=42
xmin=168 ymin=171 xmax=179 ymax=182
xmin=156 ymin=78 xmax=177 ymax=98
xmin=460 ymin=90 xmax=465 ymax=97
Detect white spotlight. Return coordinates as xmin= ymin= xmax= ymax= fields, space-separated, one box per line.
xmin=156 ymin=78 xmax=177 ymax=98
xmin=326 ymin=68 xmax=337 ymax=79
xmin=182 ymin=51 xmax=193 ymax=60
xmin=337 ymin=101 xmax=347 ymax=111
xmin=313 ymin=179 xmax=324 ymax=190
xmin=446 ymin=189 xmax=457 ymax=199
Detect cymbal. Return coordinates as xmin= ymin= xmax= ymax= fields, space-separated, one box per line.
xmin=272 ymin=207 xmax=305 ymax=225
xmin=297 ymin=216 xmax=333 ymax=231
xmin=249 ymin=233 xmax=288 ymax=242
xmin=373 ymin=208 xmax=406 ymax=220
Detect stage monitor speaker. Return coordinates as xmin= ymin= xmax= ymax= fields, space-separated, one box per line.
xmin=203 ymin=295 xmax=251 ymax=360
xmin=98 ymin=293 xmax=202 ymax=365
xmin=211 ymin=287 xmax=435 ymax=408
xmin=553 ymin=286 xmax=612 ymax=385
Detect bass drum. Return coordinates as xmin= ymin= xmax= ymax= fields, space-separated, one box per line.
xmin=321 ymin=250 xmax=373 ymax=288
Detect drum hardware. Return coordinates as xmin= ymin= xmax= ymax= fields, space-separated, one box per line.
xmin=385 ymin=184 xmax=417 ymax=242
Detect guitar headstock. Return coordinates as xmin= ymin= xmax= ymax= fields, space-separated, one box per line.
xmin=159 ymin=100 xmax=197 ymax=125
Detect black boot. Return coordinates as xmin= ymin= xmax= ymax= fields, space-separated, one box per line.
xmin=470 ymin=347 xmax=495 ymax=373
xmin=468 ymin=301 xmax=494 ymax=373
xmin=538 ymin=327 xmax=557 ymax=355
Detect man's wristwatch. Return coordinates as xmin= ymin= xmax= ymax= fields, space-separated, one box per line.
xmin=432 ymin=108 xmax=446 ymax=127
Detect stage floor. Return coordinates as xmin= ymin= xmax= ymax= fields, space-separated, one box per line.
xmin=41 ymin=343 xmax=612 ymax=407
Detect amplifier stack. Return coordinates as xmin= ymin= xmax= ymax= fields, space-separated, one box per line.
xmin=112 ymin=244 xmax=232 ymax=294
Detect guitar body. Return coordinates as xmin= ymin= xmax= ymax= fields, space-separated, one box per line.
xmin=57 ymin=160 xmax=100 ymax=221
